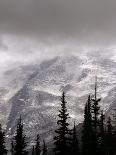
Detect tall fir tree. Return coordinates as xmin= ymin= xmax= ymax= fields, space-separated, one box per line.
xmin=71 ymin=122 xmax=80 ymax=155
xmin=42 ymin=140 xmax=47 ymax=155
xmin=0 ymin=124 xmax=7 ymax=155
xmin=14 ymin=116 xmax=28 ymax=155
xmin=91 ymin=78 xmax=101 ymax=155
xmin=81 ymin=95 xmax=94 ymax=155
xmin=91 ymin=77 xmax=101 ymax=131
xmin=35 ymin=134 xmax=41 ymax=155
xmin=54 ymin=92 xmax=71 ymax=155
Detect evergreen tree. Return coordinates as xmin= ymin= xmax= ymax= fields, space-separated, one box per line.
xmin=14 ymin=116 xmax=28 ymax=155
xmin=71 ymin=122 xmax=80 ymax=155
xmin=42 ymin=140 xmax=47 ymax=155
xmin=0 ymin=124 xmax=7 ymax=155
xmin=91 ymin=78 xmax=101 ymax=154
xmin=106 ymin=117 xmax=113 ymax=155
xmin=32 ymin=146 xmax=35 ymax=155
xmin=81 ymin=95 xmax=93 ymax=155
xmin=35 ymin=134 xmax=41 ymax=155
xmin=99 ymin=111 xmax=105 ymax=155
xmin=54 ymin=92 xmax=71 ymax=155
xmin=91 ymin=78 xmax=101 ymax=131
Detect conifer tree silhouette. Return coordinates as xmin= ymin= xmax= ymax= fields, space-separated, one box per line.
xmin=54 ymin=92 xmax=71 ymax=155
xmin=14 ymin=116 xmax=28 ymax=155
xmin=91 ymin=77 xmax=101 ymax=131
xmin=91 ymin=78 xmax=101 ymax=155
xmin=35 ymin=134 xmax=41 ymax=155
xmin=0 ymin=124 xmax=7 ymax=155
xmin=81 ymin=95 xmax=93 ymax=155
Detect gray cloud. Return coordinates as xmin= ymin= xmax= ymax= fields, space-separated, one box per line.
xmin=0 ymin=0 xmax=116 ymax=76
xmin=0 ymin=0 xmax=115 ymax=45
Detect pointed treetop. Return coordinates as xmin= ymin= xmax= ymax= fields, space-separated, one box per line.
xmin=17 ymin=114 xmax=22 ymax=126
xmin=92 ymin=76 xmax=101 ymax=103
xmin=95 ymin=76 xmax=98 ymax=100
xmin=74 ymin=121 xmax=76 ymax=127
xmin=73 ymin=121 xmax=76 ymax=133
xmin=61 ymin=91 xmax=66 ymax=101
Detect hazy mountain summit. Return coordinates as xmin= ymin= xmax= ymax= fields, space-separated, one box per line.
xmin=0 ymin=52 xmax=115 ymax=144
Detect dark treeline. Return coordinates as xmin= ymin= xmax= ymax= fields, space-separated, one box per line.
xmin=0 ymin=81 xmax=116 ymax=155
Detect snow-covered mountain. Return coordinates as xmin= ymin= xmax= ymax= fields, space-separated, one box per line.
xmin=0 ymin=51 xmax=116 ymax=146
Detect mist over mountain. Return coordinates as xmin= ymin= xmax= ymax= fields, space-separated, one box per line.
xmin=0 ymin=50 xmax=115 ymax=148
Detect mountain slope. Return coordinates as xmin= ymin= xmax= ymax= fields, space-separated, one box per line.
xmin=0 ymin=52 xmax=115 ymax=147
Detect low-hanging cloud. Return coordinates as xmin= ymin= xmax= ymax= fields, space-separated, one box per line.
xmin=0 ymin=0 xmax=116 ymax=76
xmin=0 ymin=0 xmax=116 ymax=45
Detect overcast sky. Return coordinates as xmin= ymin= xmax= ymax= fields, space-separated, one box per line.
xmin=0 ymin=0 xmax=116 ymax=72
xmin=0 ymin=0 xmax=115 ymax=43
